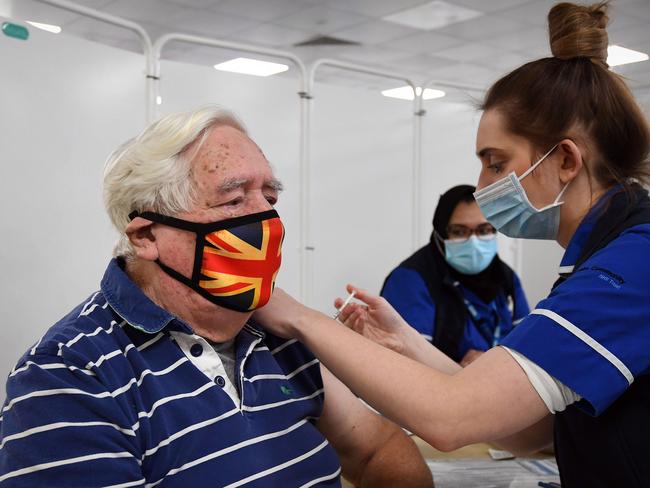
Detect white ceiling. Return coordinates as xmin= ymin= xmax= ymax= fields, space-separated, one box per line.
xmin=4 ymin=0 xmax=650 ymax=102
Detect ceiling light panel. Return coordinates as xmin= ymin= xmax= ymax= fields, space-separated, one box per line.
xmin=383 ymin=0 xmax=483 ymax=31
xmin=25 ymin=21 xmax=61 ymax=34
xmin=381 ymin=86 xmax=445 ymax=100
xmin=608 ymin=45 xmax=648 ymax=67
xmin=214 ymin=57 xmax=289 ymax=77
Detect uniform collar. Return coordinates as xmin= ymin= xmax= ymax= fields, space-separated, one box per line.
xmin=559 ymin=186 xmax=621 ymax=275
xmin=101 ymin=257 xmax=192 ymax=335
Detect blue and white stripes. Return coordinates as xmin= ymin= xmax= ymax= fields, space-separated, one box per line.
xmin=0 ymin=258 xmax=341 ymax=487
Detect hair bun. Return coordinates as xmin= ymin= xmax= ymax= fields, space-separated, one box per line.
xmin=548 ymin=2 xmax=609 ymax=66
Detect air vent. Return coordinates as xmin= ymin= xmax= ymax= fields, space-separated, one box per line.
xmin=293 ymin=35 xmax=360 ymax=47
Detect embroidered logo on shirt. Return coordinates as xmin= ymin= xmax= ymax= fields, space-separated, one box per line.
xmin=280 ymin=386 xmax=293 ymax=396
xmin=588 ymin=266 xmax=624 ymax=290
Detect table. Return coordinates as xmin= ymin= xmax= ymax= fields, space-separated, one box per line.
xmin=341 ymin=438 xmax=558 ymax=487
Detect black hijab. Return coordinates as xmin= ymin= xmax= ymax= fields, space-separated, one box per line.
xmin=430 ymin=185 xmax=507 ymax=303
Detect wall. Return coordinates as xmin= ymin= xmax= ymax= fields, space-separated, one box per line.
xmin=308 ymin=82 xmax=413 ymax=313
xmin=0 ymin=21 xmax=145 ymax=404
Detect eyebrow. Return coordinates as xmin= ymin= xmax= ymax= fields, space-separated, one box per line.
xmin=476 ymin=147 xmax=495 ymax=158
xmin=217 ymin=177 xmax=284 ymax=194
xmin=265 ymin=179 xmax=284 ymax=192
xmin=217 ymin=178 xmax=248 ymax=194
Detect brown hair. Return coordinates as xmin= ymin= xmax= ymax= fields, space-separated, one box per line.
xmin=481 ymin=1 xmax=650 ymax=187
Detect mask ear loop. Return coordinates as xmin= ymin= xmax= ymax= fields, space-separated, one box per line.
xmin=518 ymin=144 xmax=559 ymax=181
xmin=132 ymin=211 xmax=207 ymax=283
xmin=192 ymin=230 xmax=206 ymax=283
xmin=433 ymin=229 xmax=447 ymax=255
xmin=554 ymin=180 xmax=571 ymax=205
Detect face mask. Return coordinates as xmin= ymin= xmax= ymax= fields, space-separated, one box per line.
xmin=444 ymin=236 xmax=497 ymax=275
xmin=129 ymin=209 xmax=284 ymax=312
xmin=473 ymin=145 xmax=569 ymax=240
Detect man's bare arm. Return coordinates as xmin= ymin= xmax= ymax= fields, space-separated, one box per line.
xmin=316 ymin=366 xmax=433 ymax=488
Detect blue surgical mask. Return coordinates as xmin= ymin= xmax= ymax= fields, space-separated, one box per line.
xmin=444 ymin=236 xmax=497 ymax=275
xmin=473 ymin=145 xmax=569 ymax=240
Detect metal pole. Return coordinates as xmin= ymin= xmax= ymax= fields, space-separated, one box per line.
xmin=413 ymin=90 xmax=425 ymax=249
xmin=417 ymin=77 xmax=488 ymax=264
xmin=298 ymin=84 xmax=312 ymax=306
xmin=307 ymin=59 xmax=419 ymax=304
xmin=36 ymin=0 xmax=153 ymax=124
xmin=308 ymin=58 xmax=418 ymax=92
xmin=420 ymin=78 xmax=485 ymax=94
xmin=151 ymin=33 xmax=308 ymax=122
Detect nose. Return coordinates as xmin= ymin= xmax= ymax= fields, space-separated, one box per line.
xmin=250 ymin=191 xmax=274 ymax=213
xmin=475 ymin=171 xmax=490 ymax=192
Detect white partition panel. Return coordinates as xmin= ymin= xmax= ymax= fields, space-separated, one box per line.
xmin=420 ymin=99 xmax=519 ymax=292
xmin=518 ymin=239 xmax=565 ymax=307
xmin=419 ymin=100 xmax=482 ymax=244
xmin=0 ymin=22 xmax=145 ymax=403
xmin=309 ymin=84 xmax=414 ymax=313
xmin=157 ymin=58 xmax=302 ymax=298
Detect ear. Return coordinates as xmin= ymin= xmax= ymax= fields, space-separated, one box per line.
xmin=556 ymin=138 xmax=583 ymax=184
xmin=125 ymin=217 xmax=159 ymax=261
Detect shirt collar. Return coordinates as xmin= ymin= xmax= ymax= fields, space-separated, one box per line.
xmin=559 ymin=185 xmax=621 ymax=274
xmin=243 ymin=320 xmax=265 ymax=338
xmin=101 ymin=257 xmax=192 ymax=334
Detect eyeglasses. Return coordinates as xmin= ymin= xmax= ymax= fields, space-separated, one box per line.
xmin=446 ymin=223 xmax=496 ymax=242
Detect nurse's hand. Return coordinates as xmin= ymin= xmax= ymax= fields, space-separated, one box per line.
xmin=334 ymin=285 xmax=413 ymax=356
xmin=254 ymin=288 xmax=322 ymax=339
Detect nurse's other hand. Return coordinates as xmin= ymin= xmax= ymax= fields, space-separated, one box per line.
xmin=254 ymin=288 xmax=319 ymax=339
xmin=334 ymin=285 xmax=411 ymax=356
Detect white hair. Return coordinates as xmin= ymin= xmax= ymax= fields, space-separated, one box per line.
xmin=103 ymin=105 xmax=246 ymax=257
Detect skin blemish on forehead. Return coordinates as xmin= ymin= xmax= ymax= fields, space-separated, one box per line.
xmin=197 ymin=145 xmax=236 ymax=174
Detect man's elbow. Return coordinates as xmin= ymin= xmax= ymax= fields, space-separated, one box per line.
xmin=355 ymin=427 xmax=433 ymax=487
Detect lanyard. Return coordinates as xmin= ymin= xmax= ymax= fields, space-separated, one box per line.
xmin=454 ymin=282 xmax=501 ymax=347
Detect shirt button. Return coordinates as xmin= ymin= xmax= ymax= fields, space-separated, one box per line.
xmin=190 ymin=343 xmax=203 ymax=357
xmin=215 ymin=376 xmax=226 ymax=387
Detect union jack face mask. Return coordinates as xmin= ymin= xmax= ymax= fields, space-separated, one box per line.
xmin=128 ymin=209 xmax=284 ymax=312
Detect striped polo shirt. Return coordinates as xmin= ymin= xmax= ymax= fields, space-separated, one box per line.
xmin=0 ymin=258 xmax=342 ymax=487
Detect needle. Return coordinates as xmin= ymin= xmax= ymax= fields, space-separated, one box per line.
xmin=333 ymin=291 xmax=356 ymax=320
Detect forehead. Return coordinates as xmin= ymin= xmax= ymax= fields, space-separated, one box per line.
xmin=476 ymin=109 xmax=508 ymax=149
xmin=476 ymin=109 xmax=534 ymax=156
xmin=189 ymin=124 xmax=272 ymax=181
xmin=448 ymin=200 xmax=486 ymax=224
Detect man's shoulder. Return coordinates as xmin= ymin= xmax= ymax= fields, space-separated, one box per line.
xmin=17 ymin=290 xmax=128 ymax=369
xmin=261 ymin=332 xmax=314 ymax=360
xmin=261 ymin=332 xmax=321 ymax=375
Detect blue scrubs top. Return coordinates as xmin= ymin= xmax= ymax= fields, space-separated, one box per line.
xmin=382 ymin=266 xmax=529 ymax=359
xmin=501 ymin=197 xmax=650 ymax=416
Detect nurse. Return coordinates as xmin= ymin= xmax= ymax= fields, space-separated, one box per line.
xmin=381 ymin=184 xmax=529 ymax=366
xmin=254 ymin=2 xmax=650 ymax=486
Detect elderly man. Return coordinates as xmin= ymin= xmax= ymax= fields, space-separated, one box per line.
xmin=0 ymin=107 xmax=432 ymax=487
